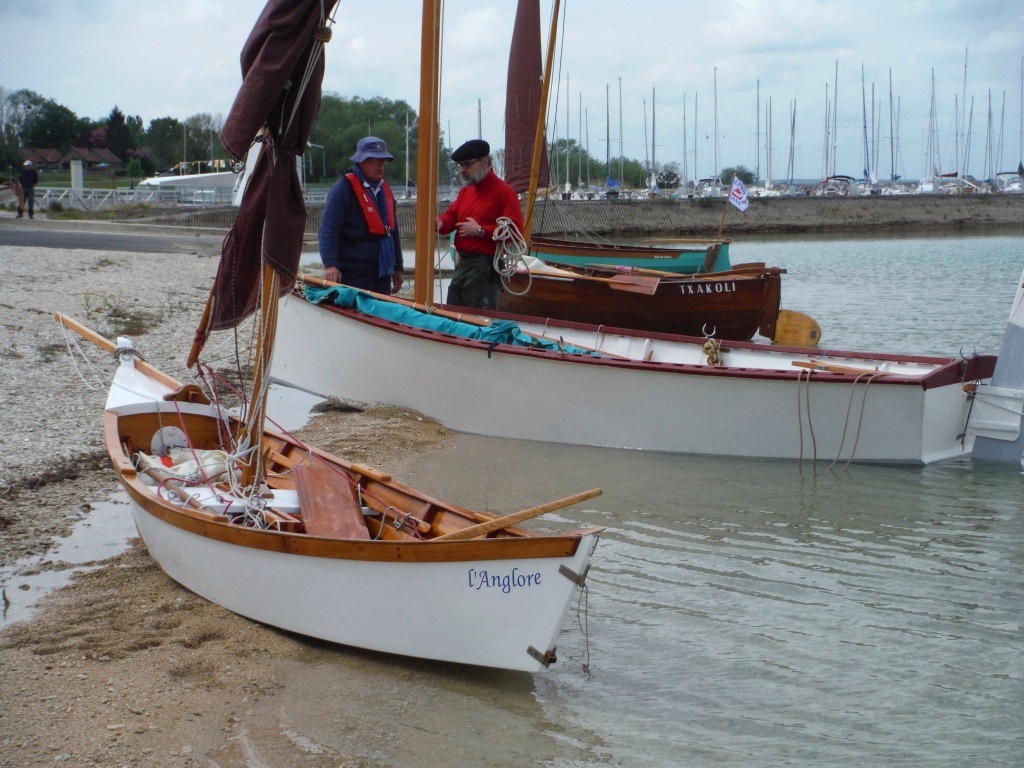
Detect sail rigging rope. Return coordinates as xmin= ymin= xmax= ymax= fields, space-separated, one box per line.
xmin=58 ymin=323 xmax=106 ymax=391
xmin=281 ymin=0 xmax=337 ymax=142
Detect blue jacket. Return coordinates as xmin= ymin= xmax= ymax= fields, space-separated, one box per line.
xmin=19 ymin=167 xmax=39 ymax=189
xmin=319 ymin=165 xmax=402 ymax=283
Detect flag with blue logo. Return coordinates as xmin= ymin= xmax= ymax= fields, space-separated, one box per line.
xmin=728 ymin=176 xmax=750 ymax=211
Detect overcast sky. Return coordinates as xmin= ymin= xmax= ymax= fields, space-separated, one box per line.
xmin=3 ymin=0 xmax=1022 ymax=183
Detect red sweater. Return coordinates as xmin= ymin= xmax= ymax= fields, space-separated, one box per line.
xmin=437 ymin=170 xmax=524 ymax=256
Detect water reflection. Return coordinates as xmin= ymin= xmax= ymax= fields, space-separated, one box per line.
xmin=400 ymin=433 xmax=1023 ymax=767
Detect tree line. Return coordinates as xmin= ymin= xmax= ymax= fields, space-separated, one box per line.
xmin=1 ymin=86 xmax=752 ymax=189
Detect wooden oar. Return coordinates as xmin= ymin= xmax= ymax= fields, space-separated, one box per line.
xmin=581 ymin=262 xmax=778 ymax=281
xmin=431 ymin=487 xmax=603 ymax=541
xmin=55 ymin=313 xmax=183 ymax=390
xmin=642 ymin=236 xmax=733 ymax=245
xmin=528 ymin=269 xmax=661 ymax=295
xmin=792 ymin=360 xmax=899 ymax=376
xmin=134 ymin=454 xmax=227 ymax=521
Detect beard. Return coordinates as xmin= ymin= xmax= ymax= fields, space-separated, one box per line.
xmin=460 ymin=164 xmax=489 ymax=186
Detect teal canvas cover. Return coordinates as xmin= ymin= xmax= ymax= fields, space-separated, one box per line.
xmin=303 ymin=285 xmax=604 ymax=356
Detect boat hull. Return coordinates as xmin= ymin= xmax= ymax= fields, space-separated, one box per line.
xmin=273 ymin=294 xmax=993 ymax=465
xmin=124 ymin=488 xmax=595 ymax=672
xmin=496 ymin=268 xmax=782 ymax=341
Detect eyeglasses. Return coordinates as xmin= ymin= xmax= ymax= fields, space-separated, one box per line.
xmin=456 ymin=159 xmax=480 ymax=169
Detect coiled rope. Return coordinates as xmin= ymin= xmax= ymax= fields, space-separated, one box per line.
xmin=492 ymin=216 xmax=532 ymax=296
xmin=703 ymin=337 xmax=723 ymax=367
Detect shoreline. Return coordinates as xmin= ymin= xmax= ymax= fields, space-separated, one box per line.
xmin=35 ymin=191 xmax=1024 ymax=241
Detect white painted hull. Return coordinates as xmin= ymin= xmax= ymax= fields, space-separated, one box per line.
xmin=273 ymin=293 xmax=993 ymax=465
xmin=127 ymin=496 xmax=596 ymax=671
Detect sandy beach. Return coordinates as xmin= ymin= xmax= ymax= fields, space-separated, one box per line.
xmin=0 ymin=222 xmax=548 ymax=768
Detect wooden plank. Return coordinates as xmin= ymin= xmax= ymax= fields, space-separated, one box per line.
xmin=292 ymin=463 xmax=370 ymax=540
xmin=361 ymin=482 xmax=432 ymax=533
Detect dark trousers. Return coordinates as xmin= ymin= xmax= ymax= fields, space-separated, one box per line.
xmin=447 ymin=253 xmax=498 ymax=309
xmin=18 ymin=187 xmax=35 ymax=218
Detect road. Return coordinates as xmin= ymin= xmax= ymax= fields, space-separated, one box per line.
xmin=0 ymin=218 xmax=226 ymax=253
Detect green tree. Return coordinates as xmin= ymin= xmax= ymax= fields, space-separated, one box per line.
xmin=606 ymin=155 xmax=647 ymax=188
xmin=183 ymin=112 xmax=224 ymax=170
xmin=658 ymin=161 xmax=681 ymax=189
xmin=146 ymin=116 xmax=184 ymax=171
xmin=125 ymin=157 xmax=142 ymax=184
xmin=719 ymin=165 xmax=755 ymax=186
xmin=104 ymin=106 xmax=130 ymax=161
xmin=24 ymin=99 xmax=86 ymax=153
xmin=126 ymin=114 xmax=145 ymax=150
xmin=547 ymin=137 xmax=610 ymax=189
xmin=0 ymin=142 xmax=19 ymax=180
xmin=1 ymin=88 xmax=46 ymax=147
xmin=316 ymin=94 xmax=416 ymax=185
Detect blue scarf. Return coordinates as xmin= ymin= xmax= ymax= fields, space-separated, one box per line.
xmin=353 ymin=165 xmax=397 ymax=278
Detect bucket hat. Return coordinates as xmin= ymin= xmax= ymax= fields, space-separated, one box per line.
xmin=351 ymin=136 xmax=394 ymax=162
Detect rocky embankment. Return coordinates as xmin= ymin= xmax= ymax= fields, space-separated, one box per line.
xmin=131 ymin=192 xmax=1024 ymax=240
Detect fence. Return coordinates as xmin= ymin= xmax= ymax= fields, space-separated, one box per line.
xmin=34 ymin=185 xmax=236 ymax=211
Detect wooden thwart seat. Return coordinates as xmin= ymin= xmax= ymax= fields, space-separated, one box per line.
xmin=292 ymin=463 xmax=370 ymax=540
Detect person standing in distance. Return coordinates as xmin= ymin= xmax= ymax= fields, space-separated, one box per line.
xmin=319 ymin=136 xmax=403 ymax=294
xmin=17 ymin=160 xmax=39 ymax=219
xmin=436 ymin=139 xmax=524 ymax=309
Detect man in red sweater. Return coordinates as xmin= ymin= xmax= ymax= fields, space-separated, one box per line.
xmin=436 ymin=139 xmax=524 ymax=309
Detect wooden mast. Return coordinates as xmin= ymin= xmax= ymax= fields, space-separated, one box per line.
xmin=413 ymin=0 xmax=442 ymax=305
xmin=523 ymin=0 xmax=562 ymax=241
xmin=238 ymin=263 xmax=280 ymax=488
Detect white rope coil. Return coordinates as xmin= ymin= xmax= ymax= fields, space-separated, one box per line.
xmin=492 ymin=216 xmax=532 ymax=296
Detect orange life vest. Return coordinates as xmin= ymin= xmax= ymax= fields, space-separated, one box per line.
xmin=345 ymin=173 xmax=396 ymax=236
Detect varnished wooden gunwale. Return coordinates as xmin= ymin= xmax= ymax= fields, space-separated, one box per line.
xmin=107 ymin=408 xmax=589 ymax=562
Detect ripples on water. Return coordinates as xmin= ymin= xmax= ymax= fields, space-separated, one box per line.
xmin=404 ymin=234 xmax=1023 ymax=767
xmin=744 ymin=232 xmax=1021 ymax=356
xmin=411 ymin=438 xmax=1023 ymax=767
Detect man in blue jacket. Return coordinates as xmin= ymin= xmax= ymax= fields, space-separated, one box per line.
xmin=17 ymin=160 xmax=39 ymax=219
xmin=319 ymin=136 xmax=403 ymax=294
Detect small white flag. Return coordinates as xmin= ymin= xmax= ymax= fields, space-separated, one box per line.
xmin=728 ymin=176 xmax=750 ymax=211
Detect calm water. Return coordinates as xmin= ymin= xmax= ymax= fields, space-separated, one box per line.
xmin=388 ymin=233 xmax=1024 ymax=767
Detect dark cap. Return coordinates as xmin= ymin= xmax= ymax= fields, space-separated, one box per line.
xmin=351 ymin=136 xmax=394 ymax=162
xmin=451 ymin=139 xmax=490 ymax=162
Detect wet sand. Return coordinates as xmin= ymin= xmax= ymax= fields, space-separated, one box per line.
xmin=0 ymin=229 xmax=566 ymax=767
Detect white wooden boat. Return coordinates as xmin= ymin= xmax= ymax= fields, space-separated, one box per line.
xmin=55 ymin=317 xmax=601 ymax=672
xmin=54 ymin=0 xmax=604 ymax=673
xmin=272 ymin=278 xmax=996 ymax=465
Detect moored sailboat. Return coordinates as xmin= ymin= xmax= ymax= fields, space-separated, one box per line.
xmin=56 ymin=0 xmax=604 ymax=673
